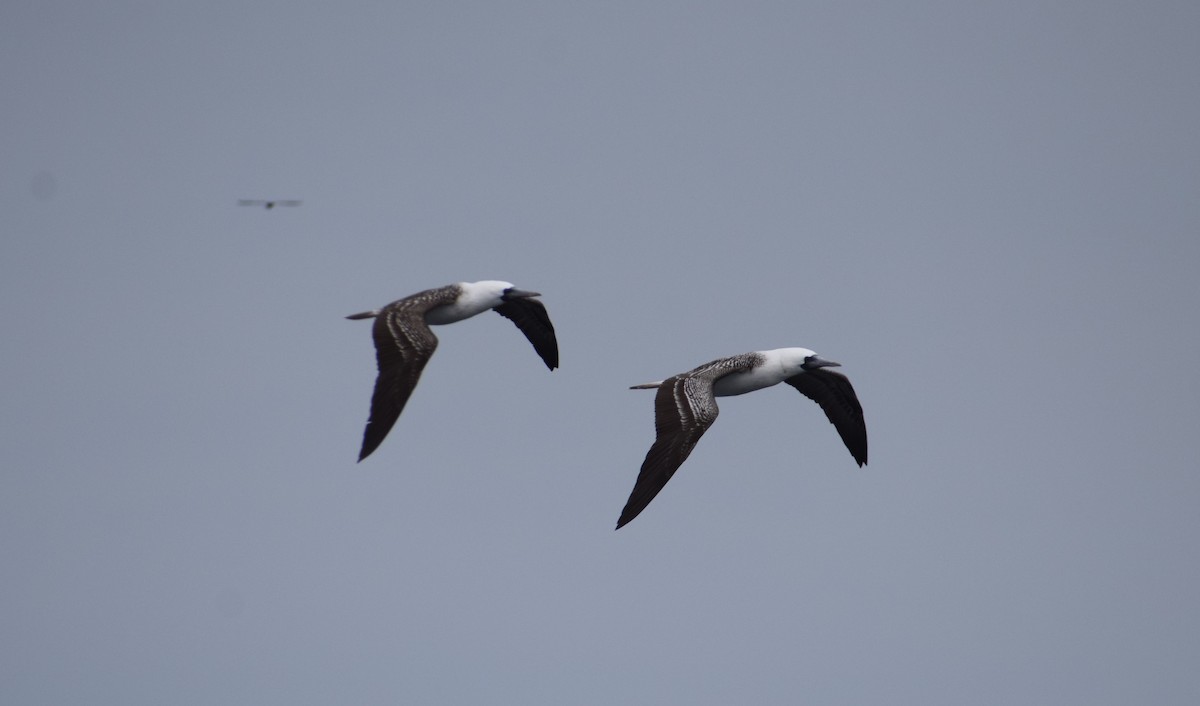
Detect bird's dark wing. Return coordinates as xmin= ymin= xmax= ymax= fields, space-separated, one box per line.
xmin=353 ymin=286 xmax=459 ymax=461
xmin=616 ymin=375 xmax=718 ymax=529
xmin=784 ymin=369 xmax=868 ymax=466
xmin=493 ymin=298 xmax=559 ymax=370
xmin=616 ymin=355 xmax=760 ymax=529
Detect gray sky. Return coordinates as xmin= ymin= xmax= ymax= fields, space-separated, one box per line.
xmin=4 ymin=1 xmax=1199 ymax=704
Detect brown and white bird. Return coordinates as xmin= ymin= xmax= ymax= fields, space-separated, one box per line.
xmin=346 ymin=281 xmax=558 ymax=462
xmin=617 ymin=347 xmax=866 ymax=529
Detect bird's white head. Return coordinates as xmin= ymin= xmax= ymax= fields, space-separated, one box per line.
xmin=460 ymin=280 xmax=515 ymax=306
xmin=772 ymin=347 xmax=841 ymax=377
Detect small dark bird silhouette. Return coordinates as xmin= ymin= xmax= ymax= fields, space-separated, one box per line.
xmin=238 ymin=199 xmax=302 ymax=210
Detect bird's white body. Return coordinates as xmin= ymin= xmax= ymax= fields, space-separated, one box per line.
xmin=424 ymin=281 xmax=514 ymax=325
xmin=635 ymin=347 xmax=819 ymax=396
xmin=712 ymin=348 xmax=816 ymax=397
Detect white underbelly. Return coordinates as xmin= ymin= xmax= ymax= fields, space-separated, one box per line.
xmin=424 ymin=304 xmax=469 ymax=325
xmin=713 ymin=366 xmax=783 ymax=397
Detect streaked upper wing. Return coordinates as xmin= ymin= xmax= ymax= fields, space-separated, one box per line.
xmin=358 ymin=310 xmax=436 ymax=461
xmin=784 ymin=369 xmax=868 ymax=466
xmin=616 ymin=374 xmax=719 ymax=529
xmin=355 ymin=286 xmax=459 ymax=462
xmin=493 ymin=298 xmax=559 ymax=370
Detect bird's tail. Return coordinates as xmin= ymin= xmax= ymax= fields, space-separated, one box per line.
xmin=345 ymin=310 xmax=380 ymax=320
xmin=629 ymin=381 xmax=664 ymax=390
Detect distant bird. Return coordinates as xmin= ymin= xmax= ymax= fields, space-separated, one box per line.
xmin=616 ymin=347 xmax=867 ymax=529
xmin=237 ymin=199 xmax=302 ymax=209
xmin=346 ymin=281 xmax=558 ymax=462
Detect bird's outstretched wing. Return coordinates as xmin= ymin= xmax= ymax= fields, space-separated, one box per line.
xmin=784 ymin=369 xmax=868 ymax=466
xmin=351 ymin=285 xmax=459 ymax=461
xmin=493 ymin=298 xmax=559 ymax=370
xmin=617 ymin=355 xmax=759 ymax=529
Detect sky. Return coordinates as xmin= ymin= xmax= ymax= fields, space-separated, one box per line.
xmin=3 ymin=1 xmax=1199 ymax=704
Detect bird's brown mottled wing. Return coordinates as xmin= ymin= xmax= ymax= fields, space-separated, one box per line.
xmin=355 ymin=286 xmax=459 ymax=461
xmin=616 ymin=354 xmax=761 ymax=529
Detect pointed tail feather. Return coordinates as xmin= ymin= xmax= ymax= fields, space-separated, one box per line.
xmin=630 ymin=381 xmax=663 ymax=390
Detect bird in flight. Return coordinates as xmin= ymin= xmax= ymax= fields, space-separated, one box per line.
xmin=237 ymin=199 xmax=302 ymax=209
xmin=616 ymin=347 xmax=867 ymax=529
xmin=346 ymin=281 xmax=558 ymax=462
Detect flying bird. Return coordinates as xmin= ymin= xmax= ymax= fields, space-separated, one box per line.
xmin=346 ymin=281 xmax=558 ymax=462
xmin=616 ymin=347 xmax=866 ymax=529
xmin=237 ymin=199 xmax=302 ymax=209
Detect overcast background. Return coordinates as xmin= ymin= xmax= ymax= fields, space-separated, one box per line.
xmin=4 ymin=2 xmax=1199 ymax=704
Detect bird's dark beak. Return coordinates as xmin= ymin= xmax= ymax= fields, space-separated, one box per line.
xmin=502 ymin=288 xmax=541 ymax=300
xmin=803 ymin=355 xmax=841 ymax=370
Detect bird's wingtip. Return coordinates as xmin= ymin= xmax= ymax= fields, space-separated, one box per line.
xmin=615 ymin=509 xmax=639 ymax=529
xmin=346 ymin=310 xmax=380 ymax=320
